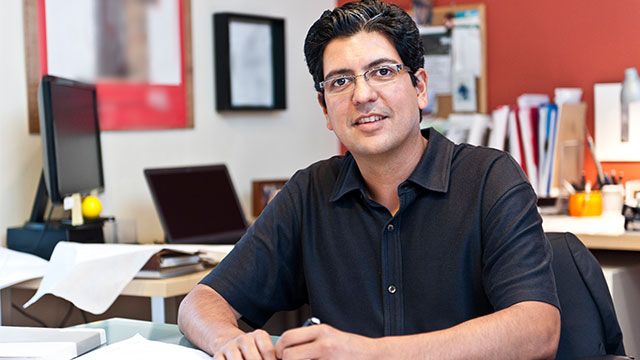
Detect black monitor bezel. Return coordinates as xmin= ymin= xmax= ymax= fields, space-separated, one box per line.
xmin=38 ymin=75 xmax=105 ymax=204
xmin=144 ymin=164 xmax=248 ymax=244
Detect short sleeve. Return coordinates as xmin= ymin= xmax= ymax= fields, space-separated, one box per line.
xmin=480 ymin=154 xmax=560 ymax=311
xmin=199 ymin=175 xmax=307 ymax=328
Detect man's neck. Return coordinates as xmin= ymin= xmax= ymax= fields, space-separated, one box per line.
xmin=353 ymin=132 xmax=428 ymax=216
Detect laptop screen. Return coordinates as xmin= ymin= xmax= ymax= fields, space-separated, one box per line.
xmin=144 ymin=164 xmax=247 ymax=244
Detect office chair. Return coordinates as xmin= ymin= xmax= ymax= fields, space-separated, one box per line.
xmin=546 ymin=232 xmax=628 ymax=359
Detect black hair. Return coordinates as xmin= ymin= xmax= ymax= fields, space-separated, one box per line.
xmin=304 ymin=0 xmax=424 ymax=92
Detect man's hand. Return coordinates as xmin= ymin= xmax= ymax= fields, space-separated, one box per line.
xmin=275 ymin=324 xmax=376 ymax=360
xmin=213 ymin=329 xmax=276 ymax=360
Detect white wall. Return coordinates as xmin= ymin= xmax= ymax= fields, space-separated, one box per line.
xmin=0 ymin=0 xmax=338 ymax=245
xmin=0 ymin=0 xmax=44 ymax=246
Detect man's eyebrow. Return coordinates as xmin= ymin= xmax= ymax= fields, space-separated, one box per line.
xmin=323 ymin=58 xmax=401 ymax=80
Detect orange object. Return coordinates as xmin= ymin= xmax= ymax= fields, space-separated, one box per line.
xmin=568 ymin=191 xmax=602 ymax=217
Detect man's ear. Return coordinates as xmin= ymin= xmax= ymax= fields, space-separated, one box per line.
xmin=414 ymin=69 xmax=429 ymax=110
xmin=317 ymin=92 xmax=334 ymax=131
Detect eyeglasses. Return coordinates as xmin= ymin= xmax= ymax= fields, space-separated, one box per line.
xmin=318 ymin=63 xmax=411 ymax=96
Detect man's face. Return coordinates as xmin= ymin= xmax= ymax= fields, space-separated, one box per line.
xmin=319 ymin=31 xmax=428 ymax=158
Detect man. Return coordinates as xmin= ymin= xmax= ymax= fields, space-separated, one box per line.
xmin=178 ymin=1 xmax=561 ymax=358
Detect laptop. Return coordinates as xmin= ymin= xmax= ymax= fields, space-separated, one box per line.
xmin=144 ymin=164 xmax=248 ymax=244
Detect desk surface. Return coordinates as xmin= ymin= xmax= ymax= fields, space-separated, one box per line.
xmin=13 ymin=269 xmax=211 ymax=298
xmin=78 ymin=317 xmax=193 ymax=346
xmin=576 ymin=233 xmax=640 ymax=251
xmin=76 ymin=318 xmax=278 ymax=350
xmin=542 ymin=214 xmax=640 ymax=251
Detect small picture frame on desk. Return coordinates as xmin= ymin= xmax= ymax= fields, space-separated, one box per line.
xmin=213 ymin=13 xmax=286 ymax=111
xmin=625 ymin=179 xmax=640 ymax=207
xmin=252 ymin=179 xmax=288 ymax=217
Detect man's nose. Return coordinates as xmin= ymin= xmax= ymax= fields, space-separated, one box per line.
xmin=351 ymin=76 xmax=379 ymax=105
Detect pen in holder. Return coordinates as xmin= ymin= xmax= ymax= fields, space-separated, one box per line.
xmin=568 ymin=190 xmax=602 ymax=217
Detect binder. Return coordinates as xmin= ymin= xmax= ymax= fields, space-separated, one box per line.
xmin=550 ymin=103 xmax=587 ymax=195
xmin=538 ymin=103 xmax=559 ymax=197
xmin=517 ymin=106 xmax=539 ymax=192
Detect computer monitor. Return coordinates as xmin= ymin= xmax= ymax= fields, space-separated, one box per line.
xmin=37 ymin=75 xmax=104 ymax=205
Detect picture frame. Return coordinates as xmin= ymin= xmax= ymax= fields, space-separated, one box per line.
xmin=22 ymin=0 xmax=193 ymax=133
xmin=625 ymin=179 xmax=640 ymax=207
xmin=213 ymin=13 xmax=286 ymax=111
xmin=252 ymin=179 xmax=288 ymax=217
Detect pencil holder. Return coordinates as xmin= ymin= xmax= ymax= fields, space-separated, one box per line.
xmin=568 ymin=191 xmax=602 ymax=217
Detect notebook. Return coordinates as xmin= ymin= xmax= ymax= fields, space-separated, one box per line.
xmin=144 ymin=164 xmax=248 ymax=244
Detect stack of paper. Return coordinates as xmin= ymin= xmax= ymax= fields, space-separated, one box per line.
xmin=0 ymin=247 xmax=49 ymax=290
xmin=76 ymin=334 xmax=209 ymax=360
xmin=0 ymin=326 xmax=105 ymax=360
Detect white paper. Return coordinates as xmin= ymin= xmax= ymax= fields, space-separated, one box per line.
xmin=0 ymin=247 xmax=49 ymax=289
xmin=425 ymin=55 xmax=452 ymax=94
xmin=76 ymin=334 xmax=210 ymax=360
xmin=146 ymin=0 xmax=181 ymax=84
xmin=451 ymin=27 xmax=481 ymax=77
xmin=229 ymin=20 xmax=273 ymax=107
xmin=542 ymin=214 xmax=626 ymax=236
xmin=23 ymin=243 xmax=163 ymax=314
xmin=45 ymin=0 xmax=96 ymax=81
xmin=452 ymin=71 xmax=477 ymax=112
xmin=594 ymin=83 xmax=640 ymax=161
xmin=22 ymin=243 xmax=232 ymax=314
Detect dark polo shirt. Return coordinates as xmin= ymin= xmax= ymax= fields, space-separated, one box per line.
xmin=201 ymin=128 xmax=559 ymax=337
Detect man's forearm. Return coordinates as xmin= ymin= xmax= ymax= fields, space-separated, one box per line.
xmin=177 ymin=284 xmax=245 ymax=355
xmin=375 ymin=301 xmax=560 ymax=360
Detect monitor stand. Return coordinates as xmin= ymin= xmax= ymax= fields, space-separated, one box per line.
xmin=6 ymin=171 xmax=106 ymax=260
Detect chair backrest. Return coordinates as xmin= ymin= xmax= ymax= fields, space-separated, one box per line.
xmin=547 ymin=232 xmax=626 ymax=359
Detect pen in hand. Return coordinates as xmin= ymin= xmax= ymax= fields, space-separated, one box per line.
xmin=302 ymin=317 xmax=321 ymax=327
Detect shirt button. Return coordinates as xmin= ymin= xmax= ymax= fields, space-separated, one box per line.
xmin=387 ymin=224 xmax=394 ymax=231
xmin=388 ymin=285 xmax=397 ymax=294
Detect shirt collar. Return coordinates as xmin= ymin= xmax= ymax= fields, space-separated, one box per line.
xmin=330 ymin=127 xmax=455 ymax=202
xmin=406 ymin=127 xmax=454 ymax=193
xmin=330 ymin=152 xmax=366 ymax=202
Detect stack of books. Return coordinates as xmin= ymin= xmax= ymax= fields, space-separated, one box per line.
xmin=136 ymin=249 xmax=205 ymax=279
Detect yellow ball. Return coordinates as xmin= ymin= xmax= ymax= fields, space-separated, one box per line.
xmin=82 ymin=195 xmax=102 ymax=219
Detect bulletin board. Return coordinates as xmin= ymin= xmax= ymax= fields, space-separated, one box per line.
xmin=422 ymin=4 xmax=487 ymax=116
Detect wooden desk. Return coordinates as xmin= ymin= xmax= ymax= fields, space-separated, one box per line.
xmin=2 ymin=269 xmax=210 ymax=325
xmin=576 ymin=232 xmax=640 ymax=251
xmin=542 ymin=214 xmax=640 ymax=251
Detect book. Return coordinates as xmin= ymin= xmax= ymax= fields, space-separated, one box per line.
xmin=141 ymin=249 xmax=201 ymax=271
xmin=0 ymin=326 xmax=105 ymax=359
xmin=136 ymin=263 xmax=205 ymax=279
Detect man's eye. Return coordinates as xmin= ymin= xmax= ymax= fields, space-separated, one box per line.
xmin=331 ymin=77 xmax=351 ymax=88
xmin=373 ymin=67 xmax=393 ymax=77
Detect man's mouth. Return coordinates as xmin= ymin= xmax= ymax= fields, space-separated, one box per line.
xmin=354 ymin=115 xmax=387 ymax=125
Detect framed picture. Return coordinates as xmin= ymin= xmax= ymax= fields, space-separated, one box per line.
xmin=625 ymin=180 xmax=640 ymax=207
xmin=252 ymin=179 xmax=288 ymax=217
xmin=22 ymin=0 xmax=193 ymax=133
xmin=213 ymin=13 xmax=286 ymax=111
